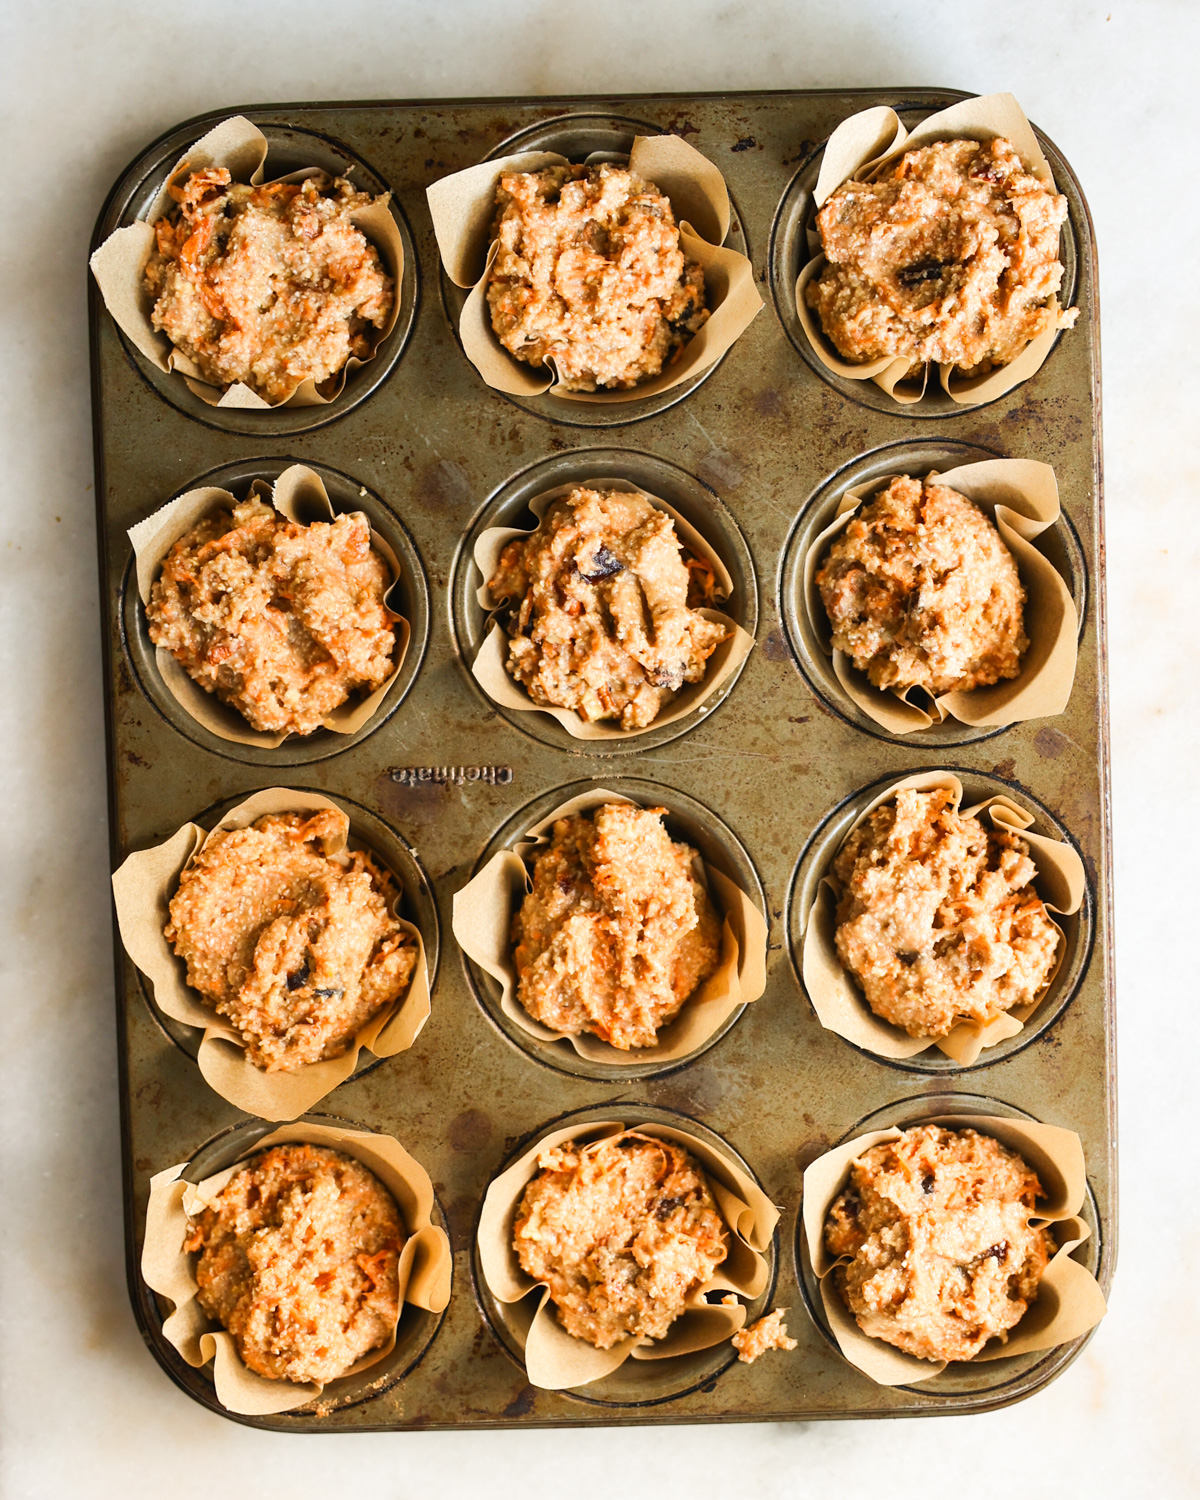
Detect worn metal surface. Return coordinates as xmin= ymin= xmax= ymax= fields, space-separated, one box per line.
xmin=89 ymin=89 xmax=1114 ymax=1430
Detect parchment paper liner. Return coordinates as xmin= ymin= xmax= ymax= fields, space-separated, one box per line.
xmin=111 ymin=789 xmax=431 ymax=1119
xmin=802 ymin=459 xmax=1078 ymax=733
xmin=477 ymin=1117 xmax=777 ymax=1390
xmin=794 ymin=94 xmax=1075 ymax=407
xmin=127 ymin=465 xmax=411 ymax=749
xmin=142 ymin=1120 xmax=452 ymax=1415
xmin=452 ymin=787 xmax=768 ymax=1066
xmin=90 ymin=116 xmax=404 ymax=409
xmin=427 ymin=134 xmax=763 ymax=402
xmin=802 ymin=771 xmax=1085 ymax=1065
xmin=471 ymin=480 xmax=754 ymax=740
xmin=801 ymin=1114 xmax=1106 ymax=1386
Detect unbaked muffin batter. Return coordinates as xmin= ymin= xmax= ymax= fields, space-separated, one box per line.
xmin=512 ymin=802 xmax=721 ymax=1050
xmin=732 ymin=1309 xmax=798 ymax=1363
xmin=817 ymin=475 xmax=1028 ymax=696
xmin=488 ymin=486 xmax=728 ymax=730
xmin=146 ymin=168 xmax=394 ymax=401
xmin=487 ymin=163 xmax=709 ymax=391
xmin=513 ymin=1133 xmax=728 ymax=1349
xmin=824 ymin=1124 xmax=1055 ymax=1363
xmin=165 ymin=809 xmax=417 ymax=1071
xmin=807 ymin=137 xmax=1074 ymax=375
xmin=831 ymin=787 xmax=1059 ymax=1038
xmin=185 ymin=1143 xmax=404 ymax=1384
xmin=147 ymin=496 xmax=397 ymax=737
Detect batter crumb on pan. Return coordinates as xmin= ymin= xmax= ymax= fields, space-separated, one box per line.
xmin=732 ymin=1309 xmax=798 ymax=1363
xmin=184 ymin=1143 xmax=403 ymax=1384
xmin=512 ymin=802 xmax=721 ymax=1050
xmin=165 ymin=809 xmax=416 ymax=1071
xmin=831 ymin=787 xmax=1059 ymax=1038
xmin=513 ymin=1132 xmax=728 ymax=1348
xmin=487 ymin=163 xmax=709 ymax=391
xmin=824 ymin=1124 xmax=1056 ymax=1363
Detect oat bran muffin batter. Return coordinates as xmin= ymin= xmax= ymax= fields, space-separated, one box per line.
xmin=512 ymin=802 xmax=721 ymax=1050
xmin=146 ymin=167 xmax=394 ymax=401
xmin=487 ymin=163 xmax=709 ymax=391
xmin=732 ymin=1309 xmax=798 ymax=1363
xmin=817 ymin=475 xmax=1028 ymax=696
xmin=831 ymin=787 xmax=1059 ymax=1038
xmin=165 ymin=809 xmax=417 ymax=1071
xmin=147 ymin=496 xmax=397 ymax=737
xmin=184 ymin=1143 xmax=404 ymax=1384
xmin=513 ymin=1133 xmax=729 ymax=1348
xmin=824 ymin=1124 xmax=1056 ymax=1363
xmin=807 ymin=137 xmax=1075 ymax=375
xmin=488 ymin=487 xmax=729 ymax=731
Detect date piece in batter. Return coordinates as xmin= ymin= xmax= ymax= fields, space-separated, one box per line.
xmin=513 ymin=1133 xmax=728 ymax=1349
xmin=147 ymin=496 xmax=397 ymax=738
xmin=146 ymin=168 xmax=394 ymax=402
xmin=817 ymin=475 xmax=1028 ymax=696
xmin=807 ymin=137 xmax=1074 ymax=375
xmin=488 ymin=487 xmax=729 ymax=731
xmin=487 ymin=163 xmax=709 ymax=391
xmin=824 ymin=1124 xmax=1056 ymax=1363
xmin=184 ymin=1143 xmax=404 ymax=1385
xmin=165 ymin=810 xmax=417 ymax=1071
xmin=732 ymin=1309 xmax=798 ymax=1363
xmin=831 ymin=787 xmax=1059 ymax=1038
xmin=512 ymin=803 xmax=721 ymax=1050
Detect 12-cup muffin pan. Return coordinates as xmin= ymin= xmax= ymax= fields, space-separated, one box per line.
xmin=90 ymin=90 xmax=1114 ymax=1428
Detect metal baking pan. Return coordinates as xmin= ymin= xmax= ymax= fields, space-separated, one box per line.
xmin=89 ymin=88 xmax=1114 ymax=1429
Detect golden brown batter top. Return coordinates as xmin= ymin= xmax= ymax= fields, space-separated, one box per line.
xmin=145 ymin=167 xmax=394 ymax=401
xmin=825 ymin=1125 xmax=1055 ymax=1363
xmin=817 ymin=475 xmax=1028 ymax=696
xmin=487 ymin=163 xmax=709 ymax=391
xmin=488 ymin=486 xmax=728 ymax=730
xmin=147 ymin=497 xmax=397 ymax=737
xmin=831 ymin=788 xmax=1059 ymax=1038
xmin=807 ymin=137 xmax=1074 ymax=374
xmin=512 ymin=803 xmax=721 ymax=1050
xmin=184 ymin=1143 xmax=404 ymax=1385
xmin=732 ymin=1309 xmax=798 ymax=1363
xmin=165 ymin=810 xmax=417 ymax=1071
xmin=513 ymin=1133 xmax=728 ymax=1349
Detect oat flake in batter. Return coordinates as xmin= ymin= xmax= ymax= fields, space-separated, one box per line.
xmin=513 ymin=1133 xmax=729 ymax=1349
xmin=824 ymin=1124 xmax=1056 ymax=1363
xmin=185 ymin=1143 xmax=404 ymax=1385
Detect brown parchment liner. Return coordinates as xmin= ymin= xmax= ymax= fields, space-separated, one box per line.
xmin=111 ymin=789 xmax=431 ymax=1119
xmin=794 ymin=93 xmax=1075 ymax=407
xmin=801 ymin=1114 xmax=1106 ymax=1386
xmin=802 ymin=458 xmax=1078 ymax=733
xmin=452 ymin=787 xmax=768 ymax=1066
xmin=89 ymin=116 xmax=404 ymax=409
xmin=801 ymin=771 xmax=1085 ymax=1065
xmin=477 ymin=1117 xmax=777 ymax=1390
xmin=142 ymin=1121 xmax=452 ymax=1415
xmin=128 ymin=464 xmax=410 ymax=748
xmin=471 ymin=480 xmax=754 ymax=740
xmin=426 ymin=134 xmax=763 ymax=402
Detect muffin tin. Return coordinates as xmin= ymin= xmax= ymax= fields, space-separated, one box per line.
xmin=90 ymin=89 xmax=1114 ymax=1428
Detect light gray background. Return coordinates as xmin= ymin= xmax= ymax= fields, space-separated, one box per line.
xmin=1 ymin=2 xmax=1194 ymax=1495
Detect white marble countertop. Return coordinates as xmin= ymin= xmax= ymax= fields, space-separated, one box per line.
xmin=2 ymin=2 xmax=1196 ymax=1494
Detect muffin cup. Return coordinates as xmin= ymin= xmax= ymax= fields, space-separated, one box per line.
xmin=89 ymin=116 xmax=404 ymax=409
xmin=794 ymin=93 xmax=1075 ymax=408
xmin=427 ymin=134 xmax=763 ymax=402
xmin=802 ymin=458 xmax=1078 ymax=733
xmin=477 ymin=1117 xmax=777 ymax=1391
xmin=801 ymin=770 xmax=1086 ymax=1064
xmin=111 ymin=788 xmax=432 ymax=1119
xmin=142 ymin=1120 xmax=452 ymax=1415
xmin=801 ymin=1114 xmax=1106 ymax=1386
xmin=470 ymin=479 xmax=755 ymax=740
xmin=128 ymin=464 xmax=411 ymax=748
xmin=452 ymin=786 xmax=767 ymax=1066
